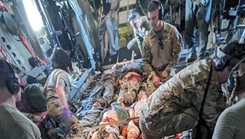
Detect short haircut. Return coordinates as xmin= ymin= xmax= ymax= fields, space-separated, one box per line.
xmin=0 ymin=59 xmax=14 ymax=88
xmin=147 ymin=1 xmax=161 ymax=13
xmin=28 ymin=57 xmax=41 ymax=68
xmin=51 ymin=48 xmax=73 ymax=73
xmin=128 ymin=9 xmax=140 ymax=22
xmin=228 ymin=58 xmax=240 ymax=71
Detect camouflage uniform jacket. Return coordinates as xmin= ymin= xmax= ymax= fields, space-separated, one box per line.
xmin=142 ymin=21 xmax=181 ymax=77
xmin=140 ymin=60 xmax=226 ymax=137
xmin=45 ymin=69 xmax=85 ymax=139
xmin=45 ymin=69 xmax=71 ymax=100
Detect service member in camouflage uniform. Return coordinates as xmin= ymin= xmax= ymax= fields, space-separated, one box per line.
xmin=43 ymin=48 xmax=84 ymax=139
xmin=97 ymin=65 xmax=119 ymax=107
xmin=212 ymin=58 xmax=245 ymax=139
xmin=127 ymin=9 xmax=151 ymax=54
xmin=97 ymin=62 xmax=145 ymax=108
xmin=142 ymin=1 xmax=182 ymax=89
xmin=139 ymin=56 xmax=239 ymax=138
xmin=117 ymin=62 xmax=145 ymax=106
xmin=0 ymin=59 xmax=41 ymax=139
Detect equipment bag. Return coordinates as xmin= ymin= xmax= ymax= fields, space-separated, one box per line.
xmin=22 ymin=84 xmax=47 ymax=113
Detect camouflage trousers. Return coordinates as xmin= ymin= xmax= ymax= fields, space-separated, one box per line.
xmin=117 ymin=78 xmax=141 ymax=106
xmin=139 ymin=106 xmax=199 ymax=139
xmin=98 ymin=80 xmax=116 ymax=107
xmin=47 ymin=98 xmax=85 ymax=139
xmin=145 ymin=74 xmax=172 ymax=95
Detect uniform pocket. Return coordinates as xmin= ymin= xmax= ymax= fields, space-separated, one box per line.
xmin=47 ymin=99 xmax=61 ymax=117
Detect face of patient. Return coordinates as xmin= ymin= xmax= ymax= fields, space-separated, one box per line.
xmin=91 ymin=131 xmax=99 ymax=139
xmin=100 ymin=110 xmax=118 ymax=124
xmin=127 ymin=121 xmax=140 ymax=139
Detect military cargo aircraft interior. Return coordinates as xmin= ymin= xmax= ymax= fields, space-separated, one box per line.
xmin=0 ymin=0 xmax=245 ymax=139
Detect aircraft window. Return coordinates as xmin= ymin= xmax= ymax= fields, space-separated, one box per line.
xmin=22 ymin=66 xmax=26 ymax=71
xmin=12 ymin=53 xmax=16 ymax=57
xmin=6 ymin=45 xmax=11 ymax=50
xmin=1 ymin=37 xmax=6 ymax=43
xmin=17 ymin=60 xmax=21 ymax=64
